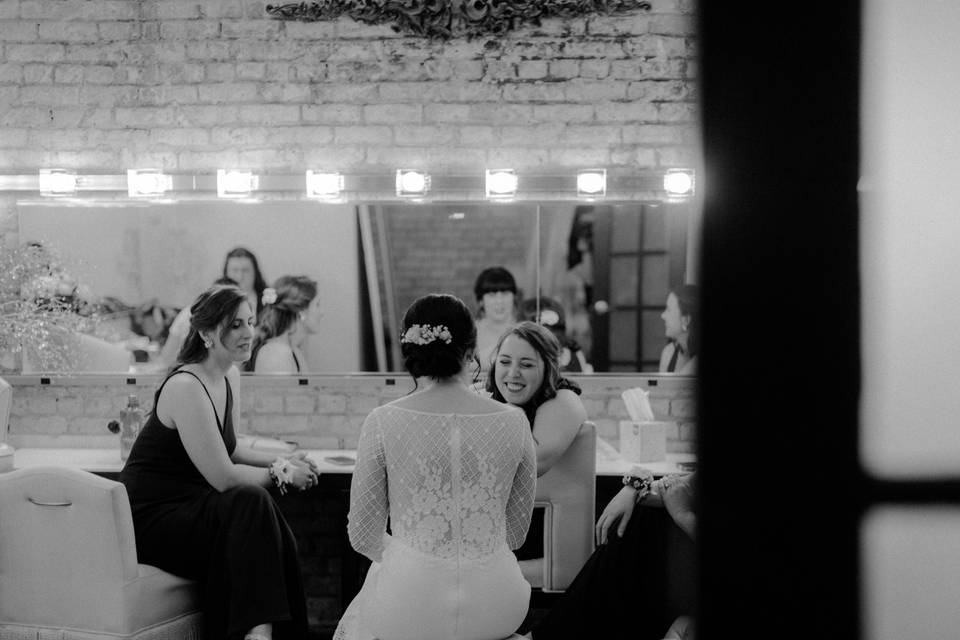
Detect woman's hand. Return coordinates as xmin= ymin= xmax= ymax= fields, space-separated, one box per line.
xmin=285 ymin=457 xmax=319 ymax=491
xmin=288 ymin=451 xmax=320 ymax=474
xmin=595 ymin=486 xmax=638 ymax=545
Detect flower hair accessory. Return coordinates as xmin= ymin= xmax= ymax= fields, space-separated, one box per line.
xmin=401 ymin=324 xmax=452 ymax=346
xmin=261 ymin=288 xmax=277 ymax=305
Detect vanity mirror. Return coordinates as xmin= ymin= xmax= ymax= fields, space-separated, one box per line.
xmin=10 ymin=193 xmax=697 ymax=375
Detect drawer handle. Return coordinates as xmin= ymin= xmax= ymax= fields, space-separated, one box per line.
xmin=27 ymin=497 xmax=72 ymax=507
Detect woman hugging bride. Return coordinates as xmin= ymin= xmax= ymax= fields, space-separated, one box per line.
xmin=334 ymin=293 xmax=536 ymax=640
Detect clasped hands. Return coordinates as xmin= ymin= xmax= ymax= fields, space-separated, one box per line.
xmin=285 ymin=452 xmax=321 ymax=491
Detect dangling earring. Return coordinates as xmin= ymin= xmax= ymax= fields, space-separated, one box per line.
xmin=203 ymin=337 xmax=213 ymax=349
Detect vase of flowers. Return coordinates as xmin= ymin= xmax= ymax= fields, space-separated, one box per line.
xmin=0 ymin=242 xmax=94 ymax=373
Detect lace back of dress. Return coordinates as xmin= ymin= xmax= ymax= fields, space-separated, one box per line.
xmin=381 ymin=409 xmax=528 ymax=561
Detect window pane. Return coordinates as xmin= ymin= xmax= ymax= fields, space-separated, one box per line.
xmin=642 ymin=204 xmax=667 ymax=251
xmin=641 ymin=254 xmax=669 ymax=306
xmin=610 ymin=206 xmax=640 ymax=253
xmin=610 ymin=256 xmax=638 ymax=306
xmin=608 ymin=310 xmax=637 ymax=362
xmin=861 ymin=0 xmax=960 ymax=475
xmin=641 ymin=309 xmax=665 ymax=365
xmin=863 ymin=507 xmax=960 ymax=640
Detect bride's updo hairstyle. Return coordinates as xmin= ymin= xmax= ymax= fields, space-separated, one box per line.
xmin=400 ymin=293 xmax=477 ymax=381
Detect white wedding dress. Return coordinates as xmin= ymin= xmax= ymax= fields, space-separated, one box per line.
xmin=334 ymin=403 xmax=537 ymax=640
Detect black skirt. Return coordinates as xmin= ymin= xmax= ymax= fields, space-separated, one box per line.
xmin=531 ymin=506 xmax=696 ymax=640
xmin=131 ymin=483 xmax=308 ymax=640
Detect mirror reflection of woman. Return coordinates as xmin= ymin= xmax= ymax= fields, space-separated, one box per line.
xmin=246 ymin=276 xmax=322 ymax=374
xmin=223 ymin=246 xmax=268 ymax=320
xmin=473 ymin=266 xmax=520 ymax=372
xmin=658 ymin=284 xmax=699 ymax=375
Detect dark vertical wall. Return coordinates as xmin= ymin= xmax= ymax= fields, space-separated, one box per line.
xmin=697 ymin=3 xmax=861 ymax=638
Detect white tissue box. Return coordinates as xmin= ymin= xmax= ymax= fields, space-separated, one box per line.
xmin=619 ymin=421 xmax=667 ymax=463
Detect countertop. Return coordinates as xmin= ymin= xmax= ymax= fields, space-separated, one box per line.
xmin=9 ymin=445 xmax=696 ymax=477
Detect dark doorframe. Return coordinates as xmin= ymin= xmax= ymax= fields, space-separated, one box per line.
xmin=697 ymin=3 xmax=861 ymax=639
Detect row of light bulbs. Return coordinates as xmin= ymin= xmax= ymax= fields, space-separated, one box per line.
xmin=33 ymin=167 xmax=695 ymax=199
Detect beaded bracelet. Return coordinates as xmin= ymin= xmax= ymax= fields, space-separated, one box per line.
xmin=269 ymin=458 xmax=295 ymax=495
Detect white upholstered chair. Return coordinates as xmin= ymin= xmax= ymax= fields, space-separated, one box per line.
xmin=0 ymin=466 xmax=203 ymax=639
xmin=520 ymin=420 xmax=597 ymax=592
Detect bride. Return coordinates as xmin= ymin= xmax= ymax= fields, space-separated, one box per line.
xmin=334 ymin=293 xmax=536 ymax=640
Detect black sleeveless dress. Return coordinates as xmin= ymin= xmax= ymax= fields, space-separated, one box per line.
xmin=119 ymin=369 xmax=308 ymax=640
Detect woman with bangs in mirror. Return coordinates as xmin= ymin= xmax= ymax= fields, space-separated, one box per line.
xmin=485 ymin=321 xmax=588 ymax=568
xmin=223 ymin=246 xmax=269 ymax=320
xmin=245 ymin=275 xmax=323 ymax=374
xmin=120 ymin=283 xmax=319 ymax=640
xmin=658 ymin=284 xmax=699 ymax=375
xmin=473 ymin=266 xmax=520 ymax=373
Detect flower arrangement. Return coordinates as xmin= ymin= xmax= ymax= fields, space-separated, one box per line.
xmin=400 ymin=324 xmax=452 ymax=346
xmin=0 ymin=243 xmax=94 ymax=372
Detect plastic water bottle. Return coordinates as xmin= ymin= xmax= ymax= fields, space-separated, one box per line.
xmin=120 ymin=394 xmax=142 ymax=461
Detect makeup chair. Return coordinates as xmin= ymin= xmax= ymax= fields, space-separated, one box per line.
xmin=0 ymin=466 xmax=203 ymax=639
xmin=519 ymin=420 xmax=597 ymax=592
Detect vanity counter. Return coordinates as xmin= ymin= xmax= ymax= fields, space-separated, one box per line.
xmin=10 ymin=447 xmax=696 ymax=477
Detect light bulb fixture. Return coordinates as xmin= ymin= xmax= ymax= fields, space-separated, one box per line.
xmin=395 ymin=169 xmax=430 ymax=197
xmin=305 ymin=170 xmax=344 ymax=199
xmin=127 ymin=169 xmax=171 ymax=197
xmin=485 ymin=169 xmax=518 ymax=199
xmin=576 ymin=169 xmax=607 ymax=198
xmin=663 ymin=168 xmax=695 ymax=197
xmin=38 ymin=169 xmax=77 ymax=197
xmin=217 ymin=169 xmax=258 ymax=198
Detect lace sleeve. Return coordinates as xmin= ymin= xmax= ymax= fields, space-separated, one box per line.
xmin=347 ymin=409 xmax=388 ymax=562
xmin=505 ymin=410 xmax=537 ymax=550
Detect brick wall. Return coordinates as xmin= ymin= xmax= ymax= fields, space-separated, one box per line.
xmin=0 ymin=0 xmax=698 ymax=245
xmin=4 ymin=373 xmax=695 ymax=452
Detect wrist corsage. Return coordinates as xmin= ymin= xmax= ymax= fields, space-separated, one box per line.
xmin=622 ymin=471 xmax=654 ymax=504
xmin=269 ymin=457 xmax=295 ymax=495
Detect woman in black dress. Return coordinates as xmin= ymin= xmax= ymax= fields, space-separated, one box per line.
xmin=120 ymin=284 xmax=318 ymax=640
xmin=530 ymin=472 xmax=697 ymax=640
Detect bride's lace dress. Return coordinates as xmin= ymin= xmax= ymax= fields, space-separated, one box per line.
xmin=334 ymin=403 xmax=537 ymax=640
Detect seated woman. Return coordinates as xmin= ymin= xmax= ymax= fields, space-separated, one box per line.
xmin=246 ymin=275 xmax=322 ymax=373
xmin=335 ymin=293 xmax=537 ymax=640
xmin=529 ymin=472 xmax=697 ymax=640
xmin=485 ymin=321 xmax=588 ymax=563
xmin=155 ymin=276 xmax=237 ymax=371
xmin=486 ymin=321 xmax=587 ymax=478
xmin=659 ymin=284 xmax=699 ymax=375
xmin=119 ymin=283 xmax=319 ymax=640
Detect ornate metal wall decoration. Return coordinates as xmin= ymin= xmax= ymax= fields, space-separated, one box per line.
xmin=265 ymin=0 xmax=652 ymax=40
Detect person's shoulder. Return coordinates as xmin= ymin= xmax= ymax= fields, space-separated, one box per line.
xmin=158 ymin=368 xmax=207 ymax=399
xmin=539 ymin=387 xmax=587 ymax=420
xmin=254 ymin=340 xmax=296 ymax=373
